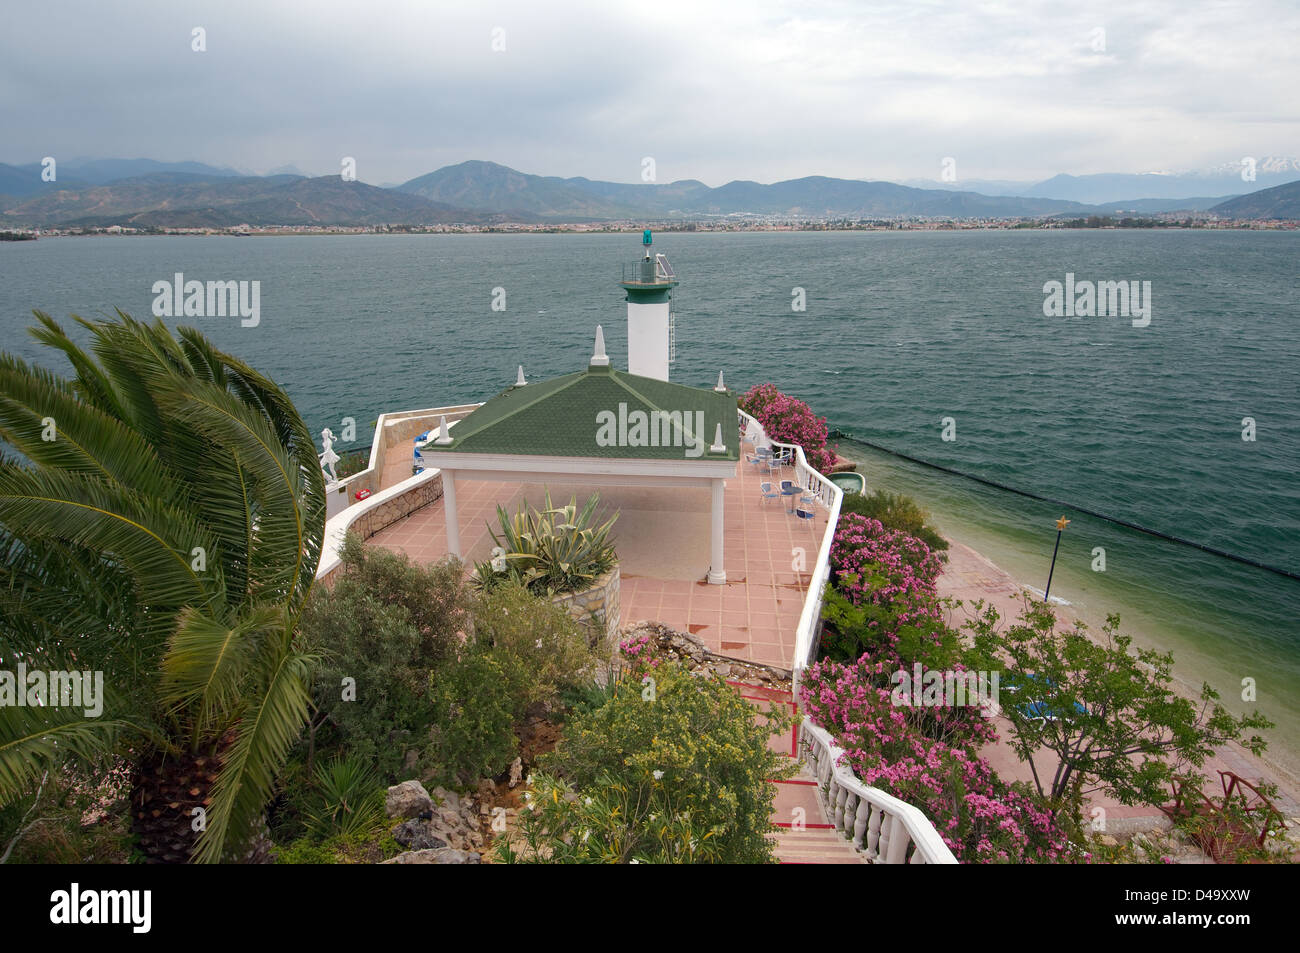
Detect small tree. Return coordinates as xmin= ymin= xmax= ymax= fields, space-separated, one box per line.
xmin=965 ymin=600 xmax=1272 ymax=822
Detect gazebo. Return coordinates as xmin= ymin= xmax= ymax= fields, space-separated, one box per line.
xmin=418 ymin=327 xmax=740 ymax=583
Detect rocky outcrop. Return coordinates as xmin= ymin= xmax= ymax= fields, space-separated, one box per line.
xmin=385 ymin=781 xmax=485 ymax=857
xmin=385 ymin=780 xmax=434 ymax=820
xmin=392 ymin=819 xmax=448 ymax=851
xmin=383 ymin=847 xmax=481 ymax=864
xmin=619 ymin=620 xmax=792 ymax=685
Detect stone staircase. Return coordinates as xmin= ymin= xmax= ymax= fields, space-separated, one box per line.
xmin=732 ymin=681 xmax=867 ymax=865
xmin=770 ymin=771 xmax=867 ymax=864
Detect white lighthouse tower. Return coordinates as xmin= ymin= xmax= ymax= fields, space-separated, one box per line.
xmin=620 ymin=229 xmax=678 ymax=381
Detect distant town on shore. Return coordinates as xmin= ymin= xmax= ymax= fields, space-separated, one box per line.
xmin=5 ymin=214 xmax=1296 ymax=240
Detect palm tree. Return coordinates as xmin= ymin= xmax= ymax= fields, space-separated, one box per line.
xmin=0 ymin=311 xmax=325 ymax=862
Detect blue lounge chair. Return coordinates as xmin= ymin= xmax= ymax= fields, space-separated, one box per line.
xmin=1001 ymin=673 xmax=1086 ymax=721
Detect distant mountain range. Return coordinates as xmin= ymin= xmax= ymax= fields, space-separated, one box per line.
xmin=0 ymin=172 xmax=512 ymax=228
xmin=0 ymin=158 xmax=244 ymax=198
xmin=397 ymin=161 xmax=1092 ymax=219
xmin=904 ymin=159 xmax=1300 ymax=205
xmin=2 ymin=156 xmax=1297 ymax=227
xmin=1208 ymin=179 xmax=1300 ymax=219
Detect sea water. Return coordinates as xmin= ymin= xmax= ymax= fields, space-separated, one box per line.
xmin=2 ymin=229 xmax=1297 ymax=773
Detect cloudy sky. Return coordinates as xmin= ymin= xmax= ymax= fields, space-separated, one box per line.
xmin=2 ymin=0 xmax=1296 ymax=186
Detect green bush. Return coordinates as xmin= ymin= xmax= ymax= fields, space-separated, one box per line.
xmin=301 ymin=539 xmax=596 ymax=793
xmin=513 ymin=661 xmax=793 ymax=863
xmin=274 ymin=838 xmax=336 ymax=865
xmin=499 ymin=770 xmax=743 ymax=864
xmin=273 ymin=828 xmax=403 ymax=865
xmin=471 ymin=579 xmax=600 ymax=702
xmin=426 ymin=584 xmax=597 ymax=786
xmin=299 ymin=534 xmax=473 ymax=780
xmin=474 ymin=491 xmax=618 ymax=596
xmin=427 ymin=647 xmax=520 ymax=786
xmin=839 ymin=490 xmax=948 ymax=554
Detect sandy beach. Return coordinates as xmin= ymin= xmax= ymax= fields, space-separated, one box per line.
xmin=938 ymin=539 xmax=1300 ymax=829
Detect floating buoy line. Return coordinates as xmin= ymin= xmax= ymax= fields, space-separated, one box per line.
xmin=828 ymin=429 xmax=1300 ymax=583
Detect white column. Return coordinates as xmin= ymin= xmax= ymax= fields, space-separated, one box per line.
xmin=708 ymin=477 xmax=726 ymax=584
xmin=442 ymin=468 xmax=461 ymax=558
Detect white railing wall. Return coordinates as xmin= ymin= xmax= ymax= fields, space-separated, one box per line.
xmin=315 ymin=405 xmax=481 ymax=582
xmin=800 ymin=720 xmax=959 ymax=864
xmin=325 ymin=403 xmax=483 ymax=511
xmin=316 ymin=466 xmax=443 ymax=582
xmin=740 ymin=408 xmax=959 ymax=865
xmin=738 ymin=408 xmax=840 ymax=691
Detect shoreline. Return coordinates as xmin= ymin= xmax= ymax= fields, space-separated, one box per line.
xmin=6 ymin=223 xmax=1296 ymax=239
xmin=937 ymin=537 xmax=1300 ymax=818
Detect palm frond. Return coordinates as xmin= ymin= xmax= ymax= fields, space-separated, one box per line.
xmin=27 ymin=311 xmax=128 ymax=420
xmin=0 ymin=705 xmax=122 ymax=808
xmin=0 ymin=465 xmax=225 ymax=619
xmin=154 ymin=379 xmax=319 ymax=612
xmin=159 ymin=605 xmax=286 ymax=743
xmin=0 ymin=352 xmax=181 ymax=500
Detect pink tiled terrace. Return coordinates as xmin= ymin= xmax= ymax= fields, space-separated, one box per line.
xmin=367 ymin=439 xmax=826 ymax=670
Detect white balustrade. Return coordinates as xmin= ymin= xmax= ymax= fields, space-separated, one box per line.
xmin=799 ymin=719 xmax=959 ymax=864
xmin=737 ymin=408 xmax=840 ymax=689
xmin=739 ymin=408 xmax=958 ymax=865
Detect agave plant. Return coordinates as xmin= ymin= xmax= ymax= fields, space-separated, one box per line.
xmin=474 ymin=491 xmax=618 ymax=597
xmin=0 ymin=311 xmax=324 ymax=863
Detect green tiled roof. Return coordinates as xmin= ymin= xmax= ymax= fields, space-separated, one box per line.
xmin=438 ymin=366 xmax=739 ymax=461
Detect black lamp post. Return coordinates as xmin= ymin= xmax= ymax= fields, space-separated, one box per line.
xmin=1043 ymin=515 xmax=1070 ymax=603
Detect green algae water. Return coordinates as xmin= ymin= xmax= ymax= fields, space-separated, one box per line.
xmin=2 ymin=229 xmax=1297 ymax=771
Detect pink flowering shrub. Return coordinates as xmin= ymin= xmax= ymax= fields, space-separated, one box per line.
xmin=806 ymin=504 xmax=1071 ymax=862
xmin=618 ymin=633 xmax=660 ymax=669
xmin=831 ymin=515 xmax=943 ymax=599
xmin=821 ymin=515 xmax=949 ymax=664
xmin=739 ymin=383 xmax=838 ymax=474
xmin=801 ymin=657 xmax=1068 ymax=863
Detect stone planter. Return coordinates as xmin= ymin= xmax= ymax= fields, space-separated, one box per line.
xmin=548 ymin=566 xmax=621 ymax=645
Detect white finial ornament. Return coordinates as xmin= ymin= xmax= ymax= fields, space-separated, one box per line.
xmin=516 ymin=365 xmax=526 ymax=386
xmin=714 ymin=370 xmax=726 ymax=392
xmin=709 ymin=422 xmax=726 ymax=454
xmin=590 ymin=325 xmax=610 ymax=367
xmin=434 ymin=415 xmax=453 ymax=444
